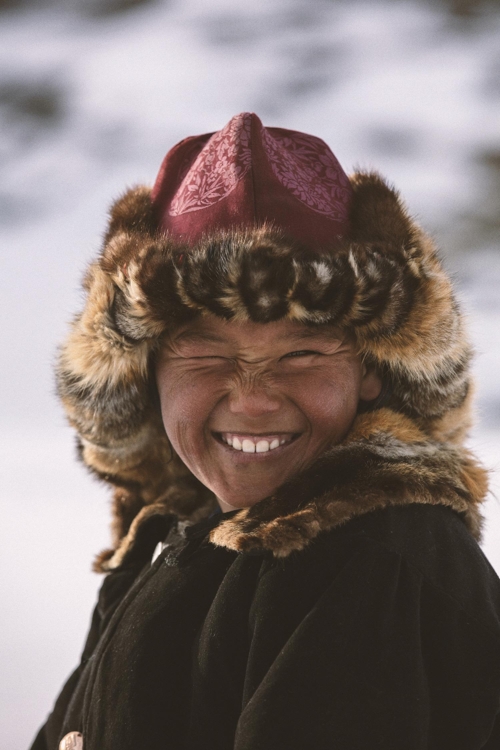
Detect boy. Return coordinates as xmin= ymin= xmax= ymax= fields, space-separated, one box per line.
xmin=32 ymin=113 xmax=500 ymax=749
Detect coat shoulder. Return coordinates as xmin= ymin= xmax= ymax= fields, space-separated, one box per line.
xmin=319 ymin=504 xmax=500 ymax=636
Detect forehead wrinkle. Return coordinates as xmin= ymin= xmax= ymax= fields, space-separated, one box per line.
xmin=173 ymin=330 xmax=228 ymax=345
xmin=281 ymin=327 xmax=346 ymax=344
xmin=174 ymin=324 xmax=344 ymax=346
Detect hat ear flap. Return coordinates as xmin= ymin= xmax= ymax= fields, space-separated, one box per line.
xmin=104 ymin=185 xmax=157 ymax=244
xmin=349 ymin=171 xmax=417 ymax=249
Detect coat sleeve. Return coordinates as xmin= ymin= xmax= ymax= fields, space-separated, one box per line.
xmin=28 ymin=561 xmax=146 ymax=750
xmin=234 ymin=542 xmax=500 ymax=750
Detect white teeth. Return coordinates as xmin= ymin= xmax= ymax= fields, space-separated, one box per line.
xmin=219 ymin=434 xmax=295 ymax=452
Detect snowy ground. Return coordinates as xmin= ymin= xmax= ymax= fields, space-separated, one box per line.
xmin=1 ymin=0 xmax=500 ymax=747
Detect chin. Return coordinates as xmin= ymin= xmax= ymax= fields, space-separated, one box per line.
xmin=216 ymin=490 xmax=272 ymax=512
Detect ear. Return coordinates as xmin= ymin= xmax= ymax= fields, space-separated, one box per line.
xmin=359 ymin=366 xmax=383 ymax=402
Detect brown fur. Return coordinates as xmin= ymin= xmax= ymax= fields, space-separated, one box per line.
xmin=55 ymin=172 xmax=487 ymax=568
xmin=210 ymin=410 xmax=487 ymax=556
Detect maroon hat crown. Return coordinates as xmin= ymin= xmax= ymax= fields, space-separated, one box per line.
xmin=151 ymin=112 xmax=352 ymax=249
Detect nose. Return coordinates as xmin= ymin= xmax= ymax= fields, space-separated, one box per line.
xmin=227 ymin=381 xmax=281 ymax=420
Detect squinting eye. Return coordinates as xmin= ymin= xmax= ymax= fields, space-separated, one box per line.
xmin=191 ymin=356 xmax=230 ymax=361
xmin=283 ymin=350 xmax=320 ymax=358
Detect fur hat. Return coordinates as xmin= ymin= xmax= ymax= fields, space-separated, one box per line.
xmin=56 ymin=113 xmax=486 ymax=570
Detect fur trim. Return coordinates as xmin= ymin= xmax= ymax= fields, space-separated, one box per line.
xmin=55 ymin=171 xmax=486 ymax=567
xmin=210 ymin=410 xmax=487 ymax=557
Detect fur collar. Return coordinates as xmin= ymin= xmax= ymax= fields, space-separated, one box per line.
xmin=95 ymin=409 xmax=486 ymax=571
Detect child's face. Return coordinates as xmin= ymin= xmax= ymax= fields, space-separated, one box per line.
xmin=155 ymin=315 xmax=381 ymax=512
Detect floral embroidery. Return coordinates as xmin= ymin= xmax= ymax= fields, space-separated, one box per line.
xmin=169 ymin=113 xmax=252 ymax=216
xmin=261 ymin=129 xmax=351 ymax=220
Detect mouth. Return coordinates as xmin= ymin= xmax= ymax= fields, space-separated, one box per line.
xmin=212 ymin=432 xmax=301 ymax=454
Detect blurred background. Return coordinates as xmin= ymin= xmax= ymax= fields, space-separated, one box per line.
xmin=1 ymin=0 xmax=499 ymax=746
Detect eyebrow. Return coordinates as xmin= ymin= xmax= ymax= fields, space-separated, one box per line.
xmin=281 ymin=328 xmax=344 ymax=343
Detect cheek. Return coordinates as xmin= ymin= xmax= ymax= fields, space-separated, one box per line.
xmin=292 ymin=366 xmax=362 ymax=442
xmin=155 ymin=365 xmax=222 ymax=453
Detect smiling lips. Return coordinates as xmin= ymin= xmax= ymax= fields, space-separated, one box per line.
xmin=217 ymin=433 xmax=297 ymax=453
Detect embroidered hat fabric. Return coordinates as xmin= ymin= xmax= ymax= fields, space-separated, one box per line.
xmin=151 ymin=112 xmax=352 ymax=249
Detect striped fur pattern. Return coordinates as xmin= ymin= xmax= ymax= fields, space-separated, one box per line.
xmin=55 ymin=172 xmax=485 ymax=570
xmin=210 ymin=410 xmax=486 ymax=556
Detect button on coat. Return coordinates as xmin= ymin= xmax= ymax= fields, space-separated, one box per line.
xmin=58 ymin=733 xmax=82 ymax=750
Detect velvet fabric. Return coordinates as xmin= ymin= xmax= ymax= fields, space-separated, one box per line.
xmin=30 ymin=504 xmax=500 ymax=750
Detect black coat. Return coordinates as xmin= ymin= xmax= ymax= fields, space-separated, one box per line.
xmin=31 ymin=503 xmax=500 ymax=750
